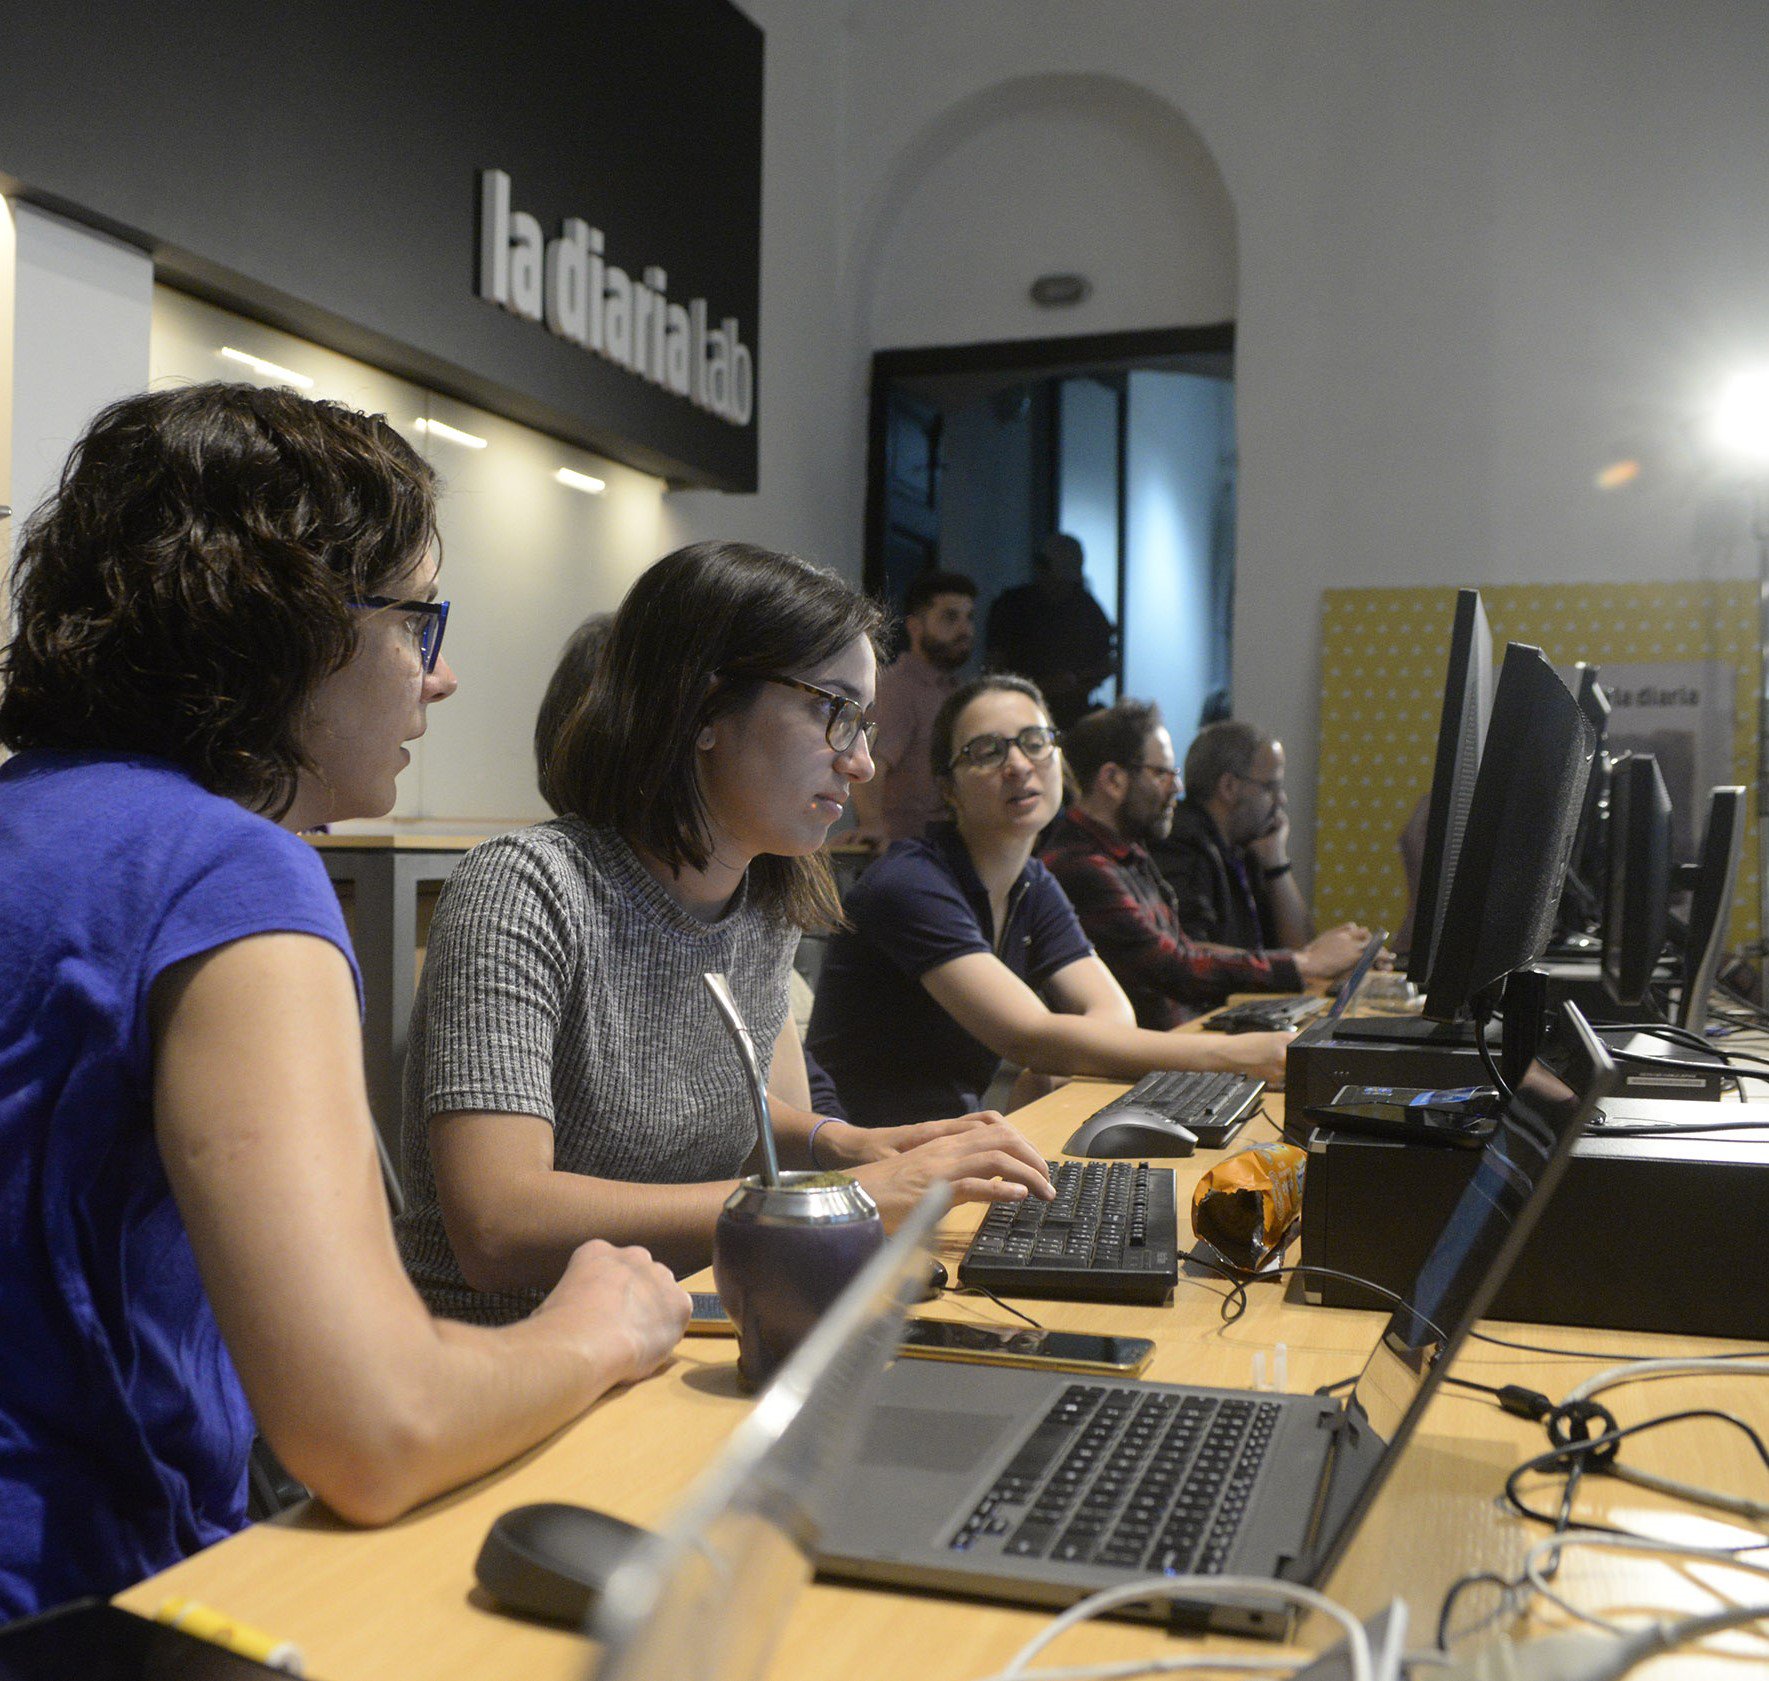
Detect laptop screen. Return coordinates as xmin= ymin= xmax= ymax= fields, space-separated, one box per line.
xmin=1322 ymin=930 xmax=1391 ymax=1025
xmin=1301 ymin=1003 xmax=1614 ymax=1584
xmin=589 ymin=1187 xmax=950 ymax=1681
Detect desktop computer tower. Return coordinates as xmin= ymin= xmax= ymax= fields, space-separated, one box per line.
xmin=1297 ymin=1117 xmax=1769 ymax=1340
xmin=1284 ymin=1014 xmax=1727 ymax=1139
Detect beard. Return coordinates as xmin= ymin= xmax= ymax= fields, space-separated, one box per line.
xmin=920 ymin=633 xmax=973 ymax=672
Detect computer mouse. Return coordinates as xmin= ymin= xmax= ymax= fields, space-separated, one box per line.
xmin=475 ymin=1500 xmax=652 ymax=1625
xmin=1071 ymin=1107 xmax=1198 ymax=1159
xmin=1219 ymin=1010 xmax=1286 ymax=1034
xmin=922 ymin=1257 xmax=949 ymax=1298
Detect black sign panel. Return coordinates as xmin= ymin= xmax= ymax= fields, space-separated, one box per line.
xmin=0 ymin=1 xmax=762 ymax=489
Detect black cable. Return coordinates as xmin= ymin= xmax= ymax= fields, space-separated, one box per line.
xmin=1435 ymin=1568 xmax=1528 ymax=1652
xmin=1470 ymin=1328 xmax=1769 ymax=1361
xmin=949 ymin=1283 xmax=1044 ymax=1330
xmin=1503 ymin=1407 xmax=1769 ymax=1539
xmin=1595 ymin=1116 xmax=1769 ymax=1137
xmin=1471 ymin=1000 xmax=1516 ymax=1105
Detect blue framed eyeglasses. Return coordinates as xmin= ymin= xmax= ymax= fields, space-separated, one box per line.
xmin=353 ymin=596 xmax=450 ymax=673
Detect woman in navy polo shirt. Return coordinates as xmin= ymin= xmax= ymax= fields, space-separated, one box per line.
xmin=806 ymin=675 xmax=1291 ymax=1125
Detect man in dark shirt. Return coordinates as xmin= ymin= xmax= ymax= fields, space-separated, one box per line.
xmin=984 ymin=533 xmax=1116 ymax=729
xmin=1153 ymin=718 xmax=1323 ymax=952
xmin=1042 ymin=702 xmax=1368 ymax=1028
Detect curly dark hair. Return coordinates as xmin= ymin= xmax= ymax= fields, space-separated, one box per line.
xmin=546 ymin=541 xmax=885 ymax=932
xmin=0 ymin=382 xmax=437 ymax=818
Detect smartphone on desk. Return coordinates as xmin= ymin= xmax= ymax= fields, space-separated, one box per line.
xmin=898 ymin=1319 xmax=1155 ymax=1376
xmin=686 ymin=1291 xmax=735 ymax=1335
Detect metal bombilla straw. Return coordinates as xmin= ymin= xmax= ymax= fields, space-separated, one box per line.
xmin=702 ymin=972 xmax=782 ymax=1187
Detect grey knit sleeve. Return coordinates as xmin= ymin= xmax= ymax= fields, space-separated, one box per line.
xmin=410 ymin=833 xmax=577 ymax=1124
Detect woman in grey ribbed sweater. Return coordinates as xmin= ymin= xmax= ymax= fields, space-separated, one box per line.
xmin=397 ymin=542 xmax=1053 ymax=1322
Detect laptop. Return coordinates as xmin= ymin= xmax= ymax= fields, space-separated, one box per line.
xmin=588 ymin=1185 xmax=953 ymax=1681
xmin=814 ymin=1003 xmax=1615 ymax=1636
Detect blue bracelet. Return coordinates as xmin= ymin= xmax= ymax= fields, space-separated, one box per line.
xmin=808 ymin=1116 xmax=837 ymax=1170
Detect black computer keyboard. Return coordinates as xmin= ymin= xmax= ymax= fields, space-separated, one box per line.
xmin=948 ymin=1383 xmax=1281 ymax=1575
xmin=1084 ymin=1069 xmax=1265 ymax=1150
xmin=1207 ymin=996 xmax=1328 ymax=1034
xmin=957 ymin=1160 xmax=1178 ymax=1304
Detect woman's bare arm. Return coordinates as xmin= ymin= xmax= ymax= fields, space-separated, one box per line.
xmin=152 ymin=933 xmax=690 ymax=1526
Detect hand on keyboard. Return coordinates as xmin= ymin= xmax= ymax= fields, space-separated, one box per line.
xmin=843 ymin=1113 xmax=1057 ymax=1226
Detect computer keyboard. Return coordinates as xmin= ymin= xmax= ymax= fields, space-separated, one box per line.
xmin=957 ymin=1160 xmax=1178 ymax=1304
xmin=948 ymin=1382 xmax=1281 ymax=1575
xmin=1081 ymin=1069 xmax=1265 ymax=1150
xmin=1207 ymin=996 xmax=1328 ymax=1034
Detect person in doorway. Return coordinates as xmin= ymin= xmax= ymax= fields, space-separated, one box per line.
xmin=0 ymin=384 xmax=689 ymax=1620
xmin=805 ymin=675 xmax=1291 ymax=1127
xmin=397 ymin=542 xmax=1053 ymax=1324
xmin=849 ymin=569 xmax=976 ymax=846
xmin=1042 ymin=701 xmax=1371 ymax=1028
xmin=983 ymin=533 xmax=1116 ymax=730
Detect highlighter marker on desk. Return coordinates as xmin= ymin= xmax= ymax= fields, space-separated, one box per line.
xmin=154 ymin=1597 xmax=306 ymax=1675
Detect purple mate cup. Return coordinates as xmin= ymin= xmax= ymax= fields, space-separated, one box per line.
xmin=713 ymin=1170 xmax=884 ymax=1389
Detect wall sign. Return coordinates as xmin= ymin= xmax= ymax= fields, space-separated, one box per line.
xmin=0 ymin=2 xmax=763 ymax=489
xmin=478 ymin=170 xmax=753 ymax=427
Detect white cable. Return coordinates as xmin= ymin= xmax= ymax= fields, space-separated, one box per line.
xmin=970 ymin=1655 xmax=1296 ymax=1681
xmin=1519 ymin=1530 xmax=1769 ymax=1638
xmin=991 ymin=1577 xmax=1376 ymax=1681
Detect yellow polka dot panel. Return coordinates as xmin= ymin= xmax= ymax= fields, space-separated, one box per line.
xmin=1314 ymin=582 xmax=1760 ymax=953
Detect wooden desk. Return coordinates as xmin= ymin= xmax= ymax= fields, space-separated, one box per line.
xmin=119 ymin=1083 xmax=1769 ymax=1679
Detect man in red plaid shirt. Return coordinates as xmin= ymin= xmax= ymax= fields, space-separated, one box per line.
xmin=1041 ymin=701 xmax=1369 ymax=1029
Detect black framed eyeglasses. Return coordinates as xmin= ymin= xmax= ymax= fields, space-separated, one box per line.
xmin=746 ymin=672 xmax=878 ymax=755
xmin=353 ymin=596 xmax=450 ymax=674
xmin=949 ymin=725 xmax=1060 ymax=771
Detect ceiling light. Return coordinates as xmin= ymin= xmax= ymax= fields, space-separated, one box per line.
xmin=555 ymin=467 xmax=606 ymax=494
xmin=217 ymin=346 xmax=315 ymax=389
xmin=1714 ymin=368 xmax=1769 ymax=464
xmin=1594 ymin=458 xmax=1641 ymax=490
xmin=413 ymin=417 xmax=488 ymax=450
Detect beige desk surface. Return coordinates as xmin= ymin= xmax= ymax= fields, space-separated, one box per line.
xmin=119 ymin=1081 xmax=1769 ymax=1679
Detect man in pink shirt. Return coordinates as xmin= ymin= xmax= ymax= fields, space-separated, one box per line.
xmin=850 ymin=571 xmax=976 ymax=845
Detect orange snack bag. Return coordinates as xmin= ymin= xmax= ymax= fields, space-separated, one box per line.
xmin=1189 ymin=1142 xmax=1306 ymax=1274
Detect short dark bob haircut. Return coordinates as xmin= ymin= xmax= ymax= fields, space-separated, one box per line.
xmin=1061 ymin=698 xmax=1164 ymax=795
xmin=533 ymin=611 xmax=614 ymax=810
xmin=928 ymin=672 xmax=1052 ymax=786
xmin=545 ymin=541 xmax=885 ymax=932
xmin=0 ymin=382 xmax=437 ymax=820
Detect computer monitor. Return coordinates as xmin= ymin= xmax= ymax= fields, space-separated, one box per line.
xmin=589 ymin=1187 xmax=949 ymax=1681
xmin=1556 ymin=664 xmax=1612 ymax=937
xmin=1600 ymin=753 xmax=1673 ymax=1009
xmin=1672 ymin=784 xmax=1745 ymax=1033
xmin=1406 ymin=589 xmax=1494 ymax=985
xmin=1422 ymin=641 xmax=1596 ymax=1028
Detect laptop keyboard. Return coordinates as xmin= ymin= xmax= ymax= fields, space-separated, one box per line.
xmin=1087 ymin=1069 xmax=1266 ymax=1149
xmin=949 ymin=1383 xmax=1281 ymax=1576
xmin=957 ymin=1161 xmax=1178 ymax=1305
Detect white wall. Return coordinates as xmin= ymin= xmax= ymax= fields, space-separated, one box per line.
xmin=5 ymin=204 xmax=152 ymax=541
xmin=776 ymin=0 xmax=1769 ymax=891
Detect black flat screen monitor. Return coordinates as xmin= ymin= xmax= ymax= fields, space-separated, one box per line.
xmin=1673 ymin=784 xmax=1744 ymax=1033
xmin=1422 ymin=642 xmax=1596 ymax=1023
xmin=1558 ymin=665 xmax=1611 ymax=931
xmin=1406 ymin=589 xmax=1494 ymax=986
xmin=1600 ymin=753 xmax=1673 ymax=1008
